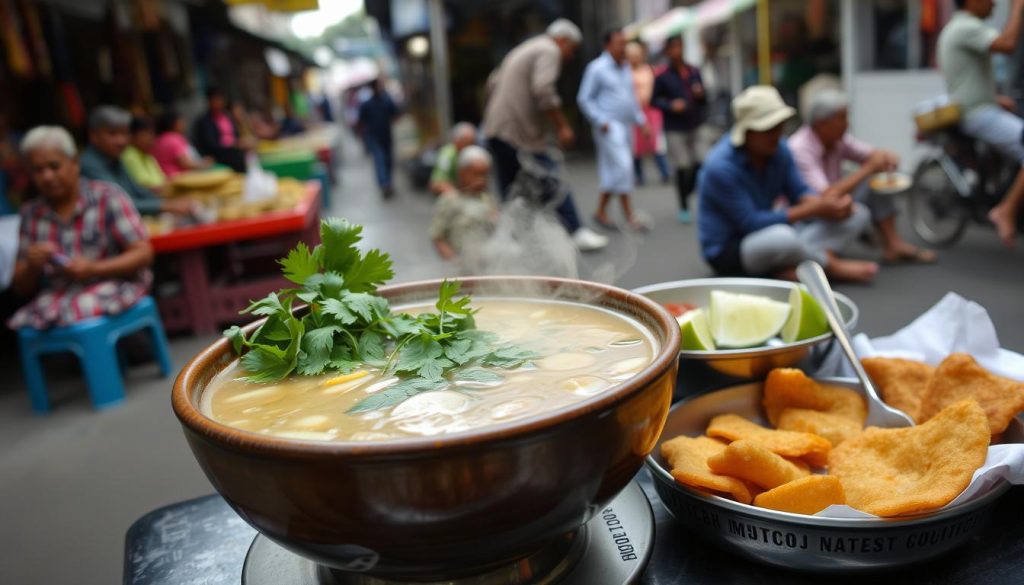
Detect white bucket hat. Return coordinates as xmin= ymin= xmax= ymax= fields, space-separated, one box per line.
xmin=730 ymin=86 xmax=797 ymax=147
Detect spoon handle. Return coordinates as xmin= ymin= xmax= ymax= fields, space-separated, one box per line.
xmin=795 ymin=261 xmax=882 ymax=403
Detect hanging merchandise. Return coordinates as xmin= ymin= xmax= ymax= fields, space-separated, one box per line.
xmin=0 ymin=0 xmax=34 ymax=77
xmin=60 ymin=81 xmax=86 ymax=129
xmin=18 ymin=0 xmax=51 ymax=78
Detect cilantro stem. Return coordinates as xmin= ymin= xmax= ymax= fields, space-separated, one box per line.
xmin=383 ymin=334 xmax=415 ymax=374
xmin=340 ymin=328 xmax=359 ymax=352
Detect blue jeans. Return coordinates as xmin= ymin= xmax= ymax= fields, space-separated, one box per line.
xmin=365 ymin=136 xmax=393 ymax=189
xmin=486 ymin=137 xmax=582 ymax=234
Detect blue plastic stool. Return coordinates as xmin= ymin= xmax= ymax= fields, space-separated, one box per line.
xmin=17 ymin=296 xmax=173 ymax=413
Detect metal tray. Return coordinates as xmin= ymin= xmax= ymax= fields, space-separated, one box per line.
xmin=645 ymin=378 xmax=1020 ymax=572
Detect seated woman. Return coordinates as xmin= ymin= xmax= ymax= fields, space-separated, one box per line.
xmin=152 ymin=111 xmax=213 ymax=178
xmin=122 ymin=116 xmax=168 ymax=194
xmin=8 ymin=126 xmax=153 ymax=330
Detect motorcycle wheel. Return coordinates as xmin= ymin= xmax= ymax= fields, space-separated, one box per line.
xmin=908 ymin=159 xmax=970 ymax=246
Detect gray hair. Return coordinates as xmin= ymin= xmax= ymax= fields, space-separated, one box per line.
xmin=20 ymin=125 xmax=77 ymax=158
xmin=452 ymin=121 xmax=476 ymax=142
xmin=88 ymin=105 xmax=131 ymax=131
xmin=546 ymin=18 xmax=582 ymax=44
xmin=805 ymin=89 xmax=849 ymax=125
xmin=457 ymin=144 xmax=492 ymax=170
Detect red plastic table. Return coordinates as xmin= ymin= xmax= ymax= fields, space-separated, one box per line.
xmin=150 ymin=183 xmax=321 ymax=335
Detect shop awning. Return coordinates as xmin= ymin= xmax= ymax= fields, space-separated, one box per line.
xmin=637 ymin=0 xmax=756 ymax=47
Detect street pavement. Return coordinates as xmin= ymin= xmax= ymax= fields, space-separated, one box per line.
xmin=1 ymin=137 xmax=1022 ymax=584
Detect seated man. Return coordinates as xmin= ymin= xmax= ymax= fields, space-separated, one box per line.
xmin=789 ymin=89 xmax=935 ymax=263
xmin=122 ymin=116 xmax=168 ymax=194
xmin=79 ymin=106 xmax=192 ymax=217
xmin=8 ymin=126 xmax=153 ymax=330
xmin=939 ymin=0 xmax=1024 ymax=247
xmin=430 ymin=145 xmax=499 ymax=270
xmin=430 ymin=122 xmax=477 ymax=195
xmin=698 ymin=86 xmax=877 ymax=282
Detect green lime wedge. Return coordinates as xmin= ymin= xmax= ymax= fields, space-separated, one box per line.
xmin=709 ymin=290 xmax=791 ymax=348
xmin=678 ymin=308 xmax=716 ymax=351
xmin=781 ymin=286 xmax=830 ymax=342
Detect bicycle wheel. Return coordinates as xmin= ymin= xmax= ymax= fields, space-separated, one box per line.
xmin=908 ymin=160 xmax=970 ymax=246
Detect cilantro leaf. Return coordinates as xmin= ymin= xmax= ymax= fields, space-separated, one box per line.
xmin=392 ymin=335 xmax=449 ymax=380
xmin=279 ymin=242 xmax=319 ymax=285
xmin=454 ymin=368 xmax=504 ymax=384
xmin=346 ymin=378 xmax=447 ymax=413
xmin=304 ymin=325 xmax=340 ymax=353
xmin=343 ymin=292 xmax=383 ymax=322
xmin=240 ymin=345 xmax=293 ymax=383
xmin=319 ymin=218 xmax=364 ymax=275
xmin=321 ymin=297 xmax=358 ymax=325
xmin=242 ymin=292 xmax=287 ymax=317
xmin=483 ymin=346 xmax=539 ymax=369
xmin=224 ymin=326 xmax=246 ymax=354
xmin=343 ymin=248 xmax=395 ymax=293
xmin=357 ymin=330 xmax=388 ymax=367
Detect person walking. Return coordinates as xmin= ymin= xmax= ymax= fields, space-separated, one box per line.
xmin=482 ymin=18 xmax=608 ymax=252
xmin=653 ymin=36 xmax=707 ymax=224
xmin=357 ymin=78 xmax=400 ymax=198
xmin=577 ymin=29 xmax=650 ymax=230
xmin=627 ymin=41 xmax=670 ymax=185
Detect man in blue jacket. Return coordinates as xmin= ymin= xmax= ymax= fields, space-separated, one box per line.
xmin=697 ymin=86 xmax=877 ymax=282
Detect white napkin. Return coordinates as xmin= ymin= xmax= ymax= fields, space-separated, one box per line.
xmin=814 ymin=292 xmax=1024 ymax=519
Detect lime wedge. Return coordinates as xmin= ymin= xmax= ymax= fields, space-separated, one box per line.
xmin=781 ymin=286 xmax=830 ymax=342
xmin=709 ymin=290 xmax=791 ymax=348
xmin=677 ymin=308 xmax=716 ymax=351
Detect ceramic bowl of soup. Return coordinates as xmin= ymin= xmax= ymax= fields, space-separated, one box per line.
xmin=172 ymin=276 xmax=680 ymax=580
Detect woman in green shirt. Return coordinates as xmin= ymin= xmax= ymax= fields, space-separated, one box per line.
xmin=122 ymin=116 xmax=168 ymax=195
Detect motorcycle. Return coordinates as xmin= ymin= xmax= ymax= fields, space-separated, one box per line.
xmin=909 ymin=124 xmax=1020 ymax=246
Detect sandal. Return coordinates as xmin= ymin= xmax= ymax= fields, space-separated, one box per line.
xmin=883 ymin=247 xmax=937 ymax=265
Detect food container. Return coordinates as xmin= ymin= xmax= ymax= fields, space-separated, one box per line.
xmin=646 ymin=379 xmax=1018 ymax=572
xmin=172 ymin=276 xmax=680 ymax=580
xmin=633 ymin=278 xmax=858 ymax=393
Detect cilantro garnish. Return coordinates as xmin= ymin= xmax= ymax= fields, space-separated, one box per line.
xmin=224 ymin=218 xmax=535 ymax=412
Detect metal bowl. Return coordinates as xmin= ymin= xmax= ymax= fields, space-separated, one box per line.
xmin=646 ymin=378 xmax=1018 ymax=572
xmin=633 ymin=278 xmax=858 ymax=393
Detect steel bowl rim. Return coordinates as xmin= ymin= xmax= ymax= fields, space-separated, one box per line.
xmin=645 ymin=376 xmax=1012 ymax=528
xmin=632 ymin=277 xmax=860 ymax=359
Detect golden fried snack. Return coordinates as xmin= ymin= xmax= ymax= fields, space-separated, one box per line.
xmin=776 ymin=408 xmax=862 ymax=448
xmin=706 ymin=440 xmax=810 ymax=490
xmin=917 ymin=353 xmax=1024 ymax=435
xmin=861 ymin=357 xmax=934 ymax=421
xmin=753 ymin=475 xmax=846 ymax=515
xmin=828 ymin=400 xmax=989 ymax=517
xmin=762 ymin=368 xmax=867 ymax=426
xmin=706 ymin=413 xmax=832 ymax=467
xmin=661 ymin=436 xmax=754 ymax=503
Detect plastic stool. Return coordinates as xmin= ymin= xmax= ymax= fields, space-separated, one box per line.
xmin=17 ymin=296 xmax=173 ymax=413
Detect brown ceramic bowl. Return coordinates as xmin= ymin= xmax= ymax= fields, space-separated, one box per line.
xmin=172 ymin=276 xmax=680 ymax=580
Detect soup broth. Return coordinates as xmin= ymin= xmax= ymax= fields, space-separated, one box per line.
xmin=202 ymin=298 xmax=656 ymax=441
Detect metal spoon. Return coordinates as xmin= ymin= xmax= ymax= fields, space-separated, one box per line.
xmin=796 ymin=261 xmax=914 ymax=428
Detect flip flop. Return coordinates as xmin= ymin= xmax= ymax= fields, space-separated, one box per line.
xmin=883 ymin=247 xmax=937 ymax=265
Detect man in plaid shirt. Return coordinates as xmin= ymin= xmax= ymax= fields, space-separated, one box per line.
xmin=8 ymin=126 xmax=153 ymax=329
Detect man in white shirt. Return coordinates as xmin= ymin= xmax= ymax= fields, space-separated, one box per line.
xmin=938 ymin=0 xmax=1024 ymax=247
xmin=577 ymin=28 xmax=650 ymax=230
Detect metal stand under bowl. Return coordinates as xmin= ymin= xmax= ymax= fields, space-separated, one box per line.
xmin=241 ymin=481 xmax=655 ymax=585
